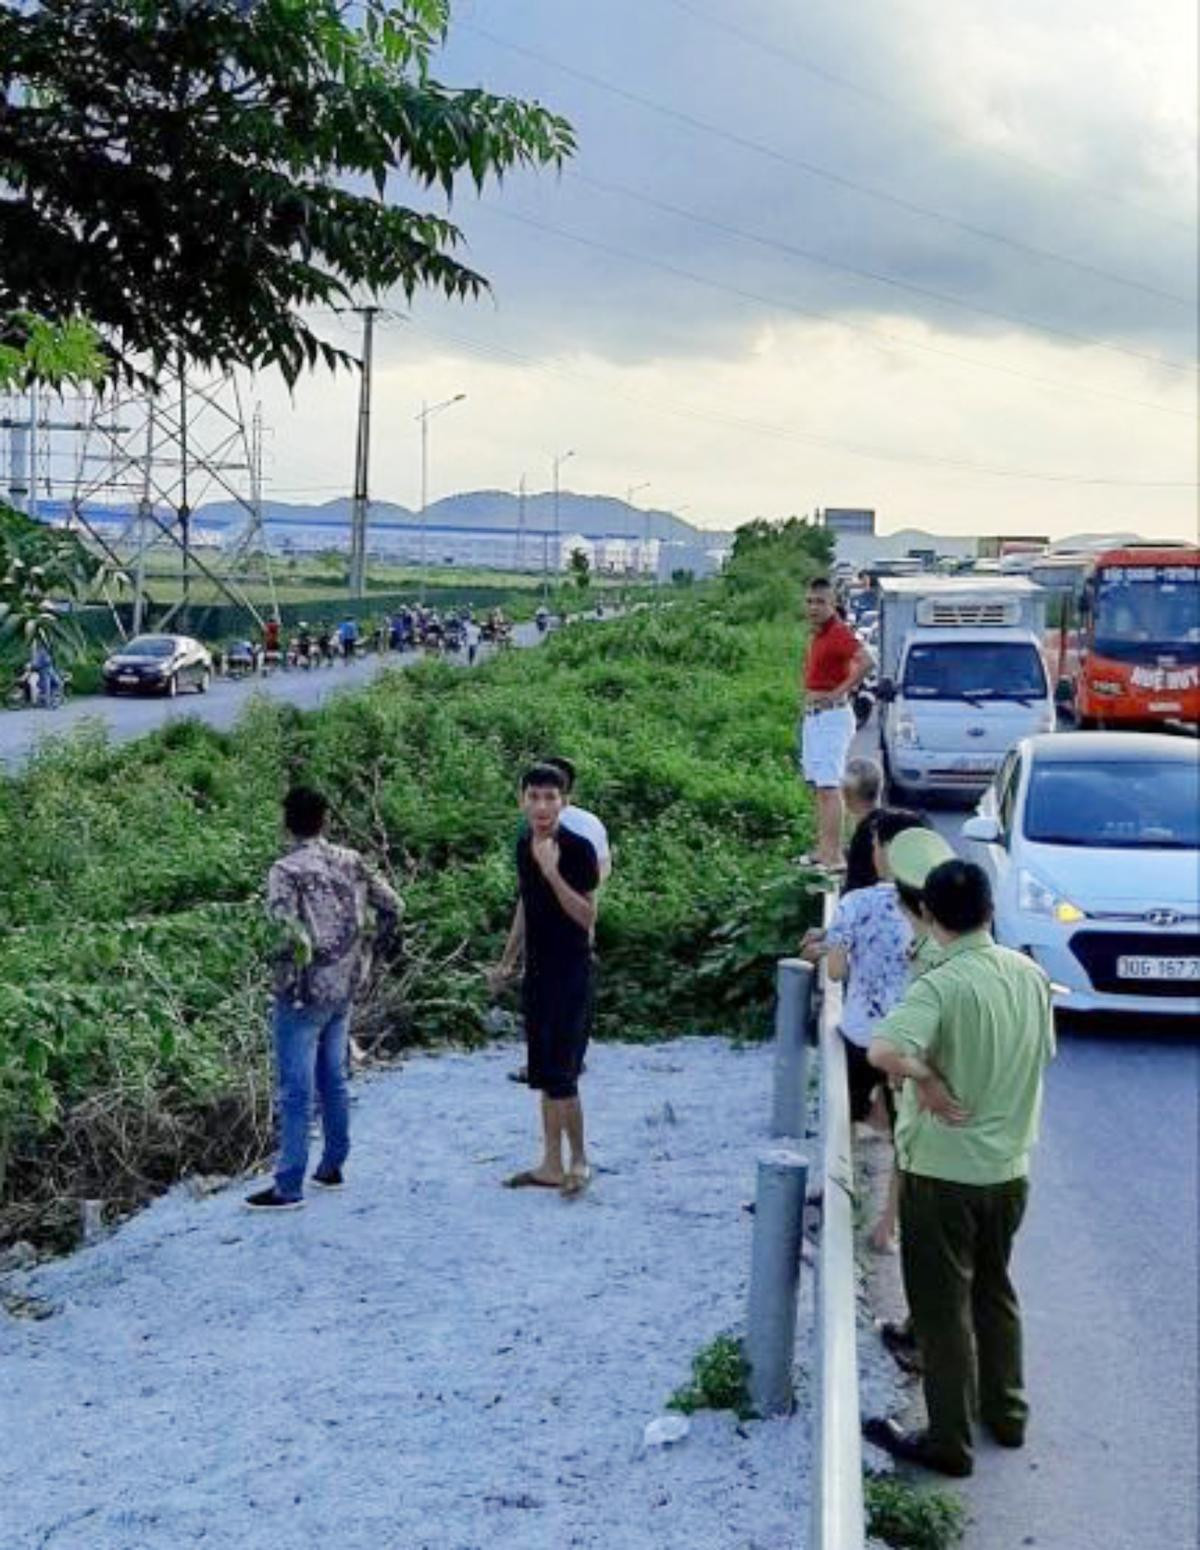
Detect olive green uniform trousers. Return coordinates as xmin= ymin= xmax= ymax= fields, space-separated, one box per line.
xmin=899 ymin=1171 xmax=1030 ymax=1471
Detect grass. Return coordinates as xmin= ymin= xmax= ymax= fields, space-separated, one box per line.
xmin=865 ymin=1475 xmax=967 ymax=1550
xmin=668 ymin=1334 xmax=754 ymax=1420
xmin=0 ymin=582 xmax=825 ymax=1246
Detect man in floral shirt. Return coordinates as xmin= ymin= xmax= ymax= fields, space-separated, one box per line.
xmin=245 ymin=787 xmax=402 ymax=1211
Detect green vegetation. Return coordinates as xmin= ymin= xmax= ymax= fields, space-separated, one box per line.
xmin=865 ymin=1476 xmax=967 ymax=1550
xmin=668 ymin=1334 xmax=754 ymax=1420
xmin=0 ymin=540 xmax=823 ymax=1243
xmin=2 ymin=1 xmax=572 ymax=385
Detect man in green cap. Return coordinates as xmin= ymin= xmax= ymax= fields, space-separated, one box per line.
xmin=888 ymin=827 xmax=956 ymax=981
xmin=863 ymin=858 xmax=1055 ymax=1478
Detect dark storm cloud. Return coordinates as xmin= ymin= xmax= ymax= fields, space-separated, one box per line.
xmin=409 ymin=0 xmax=1197 ymax=372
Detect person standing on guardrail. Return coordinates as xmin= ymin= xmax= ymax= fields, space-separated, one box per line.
xmin=797 ymin=578 xmax=874 ymax=871
xmin=863 ymin=860 xmax=1055 ymax=1478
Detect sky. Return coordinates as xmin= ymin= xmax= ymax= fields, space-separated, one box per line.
xmin=255 ymin=0 xmax=1198 ymax=541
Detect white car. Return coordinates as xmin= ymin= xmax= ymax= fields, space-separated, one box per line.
xmin=961 ymin=732 xmax=1199 ymax=1017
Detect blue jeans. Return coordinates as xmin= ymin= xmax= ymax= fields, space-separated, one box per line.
xmin=272 ymin=997 xmax=351 ymax=1200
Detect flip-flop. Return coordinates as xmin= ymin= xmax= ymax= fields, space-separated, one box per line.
xmin=560 ymin=1170 xmax=592 ymax=1199
xmin=503 ymin=1170 xmax=562 ymax=1190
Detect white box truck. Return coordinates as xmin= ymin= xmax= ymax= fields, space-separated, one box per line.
xmin=876 ymin=577 xmax=1054 ymax=800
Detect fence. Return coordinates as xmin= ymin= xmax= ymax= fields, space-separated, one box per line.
xmin=810 ymin=894 xmax=865 ymax=1550
xmin=745 ymin=895 xmax=864 ymax=1549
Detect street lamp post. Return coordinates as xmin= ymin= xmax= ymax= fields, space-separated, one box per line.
xmin=547 ymin=448 xmax=575 ymax=600
xmin=417 ymin=393 xmax=466 ymax=603
xmin=626 ymin=480 xmax=651 ymax=577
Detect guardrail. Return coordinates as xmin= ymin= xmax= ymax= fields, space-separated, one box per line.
xmin=810 ymin=892 xmax=865 ymax=1550
xmin=745 ymin=899 xmax=865 ymax=1547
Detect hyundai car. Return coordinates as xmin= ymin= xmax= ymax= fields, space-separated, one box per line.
xmin=961 ymin=732 xmax=1199 ymax=1017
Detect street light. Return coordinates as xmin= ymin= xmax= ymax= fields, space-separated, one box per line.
xmin=626 ymin=481 xmax=651 ymax=576
xmin=548 ymin=448 xmax=575 ymax=599
xmin=417 ymin=393 xmax=466 ymax=602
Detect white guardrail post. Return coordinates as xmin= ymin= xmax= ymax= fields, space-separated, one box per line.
xmin=811 ymin=894 xmax=865 ymax=1550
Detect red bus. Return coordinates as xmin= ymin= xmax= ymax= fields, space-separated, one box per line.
xmin=1037 ymin=546 xmax=1200 ymax=728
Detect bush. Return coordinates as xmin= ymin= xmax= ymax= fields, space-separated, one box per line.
xmin=865 ymin=1476 xmax=967 ymax=1550
xmin=0 ymin=588 xmax=822 ymax=1241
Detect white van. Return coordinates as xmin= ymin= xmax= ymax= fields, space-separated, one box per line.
xmin=876 ymin=579 xmax=1055 ymax=801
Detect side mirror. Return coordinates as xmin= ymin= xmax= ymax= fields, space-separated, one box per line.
xmin=961 ymin=815 xmax=1002 ymax=845
xmin=876 ymin=678 xmax=896 ymax=704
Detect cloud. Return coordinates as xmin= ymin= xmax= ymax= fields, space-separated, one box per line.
xmin=251 ymin=0 xmax=1196 ymax=542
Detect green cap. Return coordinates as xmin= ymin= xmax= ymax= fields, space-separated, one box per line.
xmin=888 ymin=828 xmax=955 ymax=889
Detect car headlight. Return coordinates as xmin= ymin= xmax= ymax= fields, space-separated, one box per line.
xmin=895 ymin=715 xmax=920 ymax=747
xmin=1018 ymin=868 xmax=1086 ymax=923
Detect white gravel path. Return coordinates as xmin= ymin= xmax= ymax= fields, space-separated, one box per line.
xmin=0 ymin=1038 xmax=812 ymax=1550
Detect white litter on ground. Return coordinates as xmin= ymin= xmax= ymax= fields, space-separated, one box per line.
xmin=0 ymin=1038 xmax=813 ymax=1550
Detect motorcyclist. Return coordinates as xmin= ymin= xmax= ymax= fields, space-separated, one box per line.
xmin=338 ymin=615 xmax=359 ymax=661
xmin=30 ymin=638 xmax=62 ymax=708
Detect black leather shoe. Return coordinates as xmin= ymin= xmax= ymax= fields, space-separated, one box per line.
xmin=876 ymin=1318 xmax=924 ymax=1375
xmin=983 ymin=1419 xmax=1026 ymax=1449
xmin=862 ymin=1417 xmax=973 ymax=1478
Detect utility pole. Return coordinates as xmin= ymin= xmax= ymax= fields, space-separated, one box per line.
xmin=348 ymin=305 xmax=378 ymax=600
xmin=627 ymin=480 xmax=651 ymax=576
xmin=548 ymin=448 xmax=575 ymax=601
xmin=416 ymin=392 xmax=466 ymax=603
xmin=178 ymin=364 xmax=191 ymax=612
xmin=516 ymin=474 xmax=527 ymax=570
xmin=133 ymin=401 xmax=155 ymax=636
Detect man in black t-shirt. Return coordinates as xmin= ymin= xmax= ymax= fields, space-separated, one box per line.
xmin=489 ymin=763 xmax=600 ymax=1197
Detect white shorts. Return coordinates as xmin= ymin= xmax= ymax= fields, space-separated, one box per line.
xmin=798 ymin=705 xmax=854 ymax=788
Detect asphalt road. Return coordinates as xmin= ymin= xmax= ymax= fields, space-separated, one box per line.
xmin=861 ymin=730 xmax=1200 ymax=1550
xmin=0 ymin=622 xmax=549 ymax=771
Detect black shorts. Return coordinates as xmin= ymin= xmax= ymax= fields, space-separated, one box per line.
xmin=842 ymin=1034 xmax=896 ymax=1127
xmin=523 ymin=957 xmax=594 ymax=1100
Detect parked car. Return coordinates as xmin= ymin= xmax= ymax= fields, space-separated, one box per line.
xmin=102 ymin=634 xmax=213 ymax=697
xmin=961 ymin=732 xmax=1199 ymax=1017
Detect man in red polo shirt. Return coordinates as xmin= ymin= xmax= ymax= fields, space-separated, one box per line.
xmin=800 ymin=578 xmax=874 ymax=868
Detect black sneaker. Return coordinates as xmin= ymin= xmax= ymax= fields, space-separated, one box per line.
xmin=243 ymin=1188 xmax=303 ymax=1211
xmin=311 ymin=1167 xmax=344 ymax=1191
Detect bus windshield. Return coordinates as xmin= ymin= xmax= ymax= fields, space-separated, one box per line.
xmin=1094 ymin=565 xmax=1200 ymax=661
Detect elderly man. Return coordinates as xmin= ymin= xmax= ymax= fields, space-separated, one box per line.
xmin=863 ymin=860 xmax=1055 ymax=1477
xmin=798 ymin=578 xmax=873 ymax=870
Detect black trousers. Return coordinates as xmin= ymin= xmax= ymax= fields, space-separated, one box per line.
xmin=899 ymin=1171 xmax=1030 ymax=1469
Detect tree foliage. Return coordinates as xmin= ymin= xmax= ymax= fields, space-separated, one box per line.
xmin=0 ymin=500 xmax=107 ymax=648
xmin=0 ymin=1 xmax=575 ymax=384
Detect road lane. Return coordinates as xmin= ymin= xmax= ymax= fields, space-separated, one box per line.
xmin=0 ymin=623 xmax=547 ymax=771
xmin=854 ymin=724 xmax=1200 ymax=1548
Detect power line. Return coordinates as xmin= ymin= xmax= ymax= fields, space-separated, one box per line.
xmin=476 ymin=200 xmax=1199 ymax=418
xmin=656 ymin=0 xmax=1196 ymax=235
xmin=405 ymin=315 xmax=1197 ymax=489
xmin=567 ymin=168 xmax=1198 ymax=385
xmin=461 ymin=21 xmax=1196 ymax=310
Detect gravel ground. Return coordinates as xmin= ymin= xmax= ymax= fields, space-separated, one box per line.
xmin=0 ymin=1038 xmax=813 ymax=1550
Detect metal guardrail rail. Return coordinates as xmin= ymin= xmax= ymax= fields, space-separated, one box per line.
xmin=810 ymin=893 xmax=866 ymax=1550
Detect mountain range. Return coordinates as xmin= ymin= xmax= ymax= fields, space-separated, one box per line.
xmin=197 ymin=491 xmax=734 ymax=547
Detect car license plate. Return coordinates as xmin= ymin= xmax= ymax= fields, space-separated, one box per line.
xmin=1116 ymin=956 xmax=1200 ymax=982
xmin=120 ymin=674 xmax=138 ymax=684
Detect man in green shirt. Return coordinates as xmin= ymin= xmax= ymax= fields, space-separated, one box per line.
xmin=863 ymin=859 xmax=1055 ymax=1478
